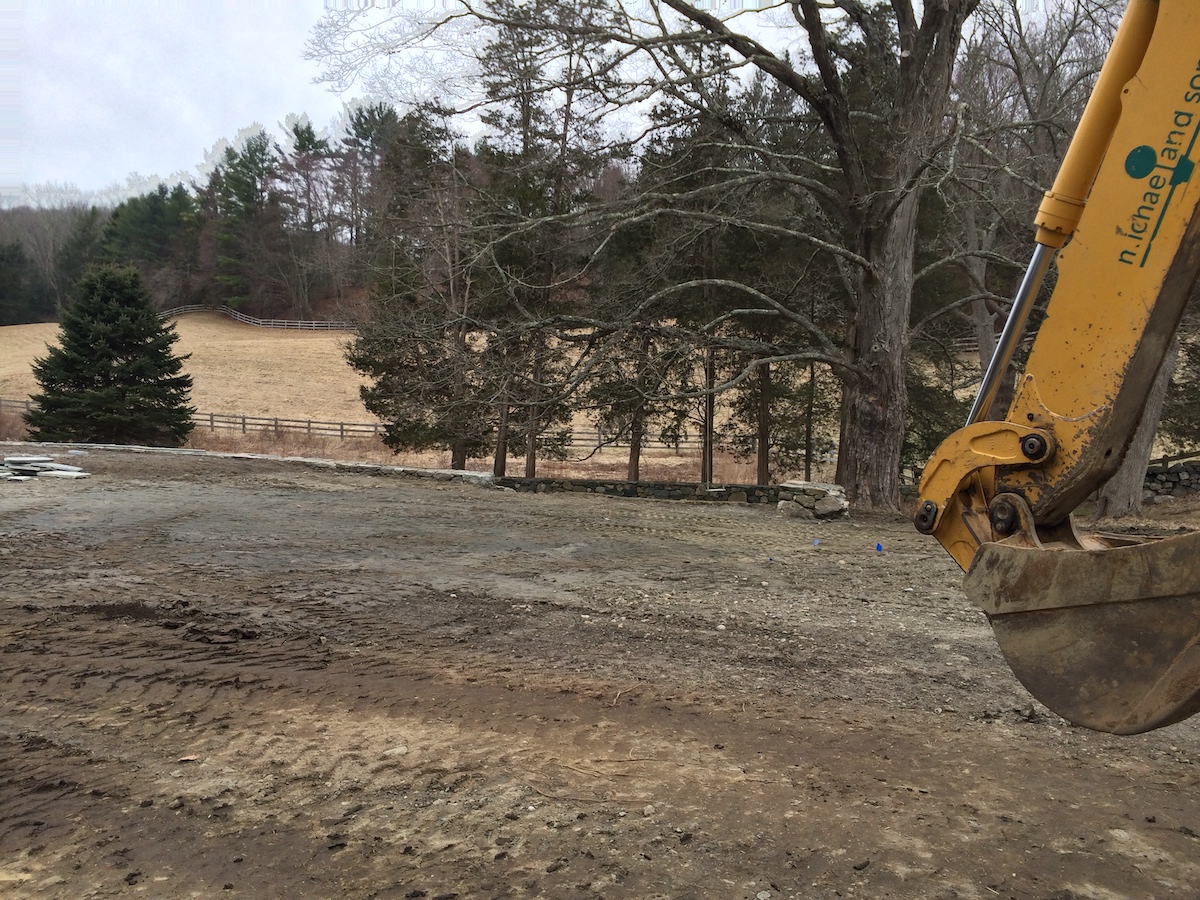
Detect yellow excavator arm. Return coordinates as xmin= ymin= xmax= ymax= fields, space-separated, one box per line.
xmin=917 ymin=0 xmax=1200 ymax=734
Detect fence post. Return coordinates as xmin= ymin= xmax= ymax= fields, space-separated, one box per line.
xmin=241 ymin=415 xmax=247 ymax=434
xmin=209 ymin=412 xmax=214 ymax=431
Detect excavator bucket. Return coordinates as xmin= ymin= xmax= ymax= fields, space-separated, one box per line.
xmin=916 ymin=1 xmax=1200 ymax=734
xmin=965 ymin=531 xmax=1200 ymax=734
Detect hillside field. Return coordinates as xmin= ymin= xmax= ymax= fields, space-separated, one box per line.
xmin=0 ymin=313 xmax=756 ymax=481
xmin=0 ymin=313 xmax=369 ymax=423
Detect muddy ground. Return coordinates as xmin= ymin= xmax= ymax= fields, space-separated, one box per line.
xmin=1 ymin=448 xmax=1198 ymax=900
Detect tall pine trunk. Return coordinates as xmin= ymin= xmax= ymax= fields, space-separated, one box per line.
xmin=627 ymin=333 xmax=652 ymax=483
xmin=524 ymin=338 xmax=544 ymax=478
xmin=493 ymin=395 xmax=509 ymax=477
xmin=701 ymin=347 xmax=716 ymax=484
xmin=627 ymin=404 xmax=645 ymax=482
xmin=756 ymin=362 xmax=771 ymax=485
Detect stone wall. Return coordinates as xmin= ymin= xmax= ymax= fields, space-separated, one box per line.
xmin=494 ymin=477 xmax=850 ymax=519
xmin=495 ymin=476 xmax=777 ymax=503
xmin=497 ymin=463 xmax=1200 ymax=511
xmin=1145 ymin=460 xmax=1200 ymax=500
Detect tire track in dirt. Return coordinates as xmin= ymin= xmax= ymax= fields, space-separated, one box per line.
xmin=5 ymin=595 xmax=1198 ymax=899
xmin=0 ymin=601 xmax=795 ymax=896
xmin=0 ymin=517 xmax=1072 ymax=763
xmin=0 ymin=517 xmax=1060 ymax=727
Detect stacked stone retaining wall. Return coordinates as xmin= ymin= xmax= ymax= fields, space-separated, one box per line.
xmin=494 ymin=477 xmax=850 ymax=519
xmin=1145 ymin=459 xmax=1200 ymax=499
xmin=495 ymin=476 xmax=777 ymax=503
xmin=497 ymin=462 xmax=1200 ymax=508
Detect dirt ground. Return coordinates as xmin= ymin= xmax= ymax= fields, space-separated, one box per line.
xmin=2 ymin=448 xmax=1198 ymax=900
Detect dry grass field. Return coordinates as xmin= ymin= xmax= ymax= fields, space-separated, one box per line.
xmin=0 ymin=312 xmax=367 ymax=422
xmin=0 ymin=313 xmax=773 ymax=481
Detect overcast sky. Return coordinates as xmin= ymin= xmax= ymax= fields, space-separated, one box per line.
xmin=5 ymin=0 xmax=352 ymax=203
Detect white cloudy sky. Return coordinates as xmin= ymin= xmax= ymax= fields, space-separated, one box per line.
xmin=6 ymin=0 xmax=353 ymax=201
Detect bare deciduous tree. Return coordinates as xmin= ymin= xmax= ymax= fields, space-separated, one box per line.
xmin=310 ymin=0 xmax=987 ymax=509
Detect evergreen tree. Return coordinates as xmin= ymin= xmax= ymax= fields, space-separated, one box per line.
xmin=53 ymin=207 xmax=108 ymax=312
xmin=472 ymin=0 xmax=614 ymax=477
xmin=197 ymin=128 xmax=289 ymax=314
xmin=25 ymin=266 xmax=195 ymax=447
xmin=337 ymin=102 xmax=403 ymax=253
xmin=104 ymin=184 xmax=198 ymax=269
xmin=346 ymin=110 xmax=494 ymax=470
xmin=0 ymin=242 xmax=56 ymax=325
xmin=103 ymin=185 xmax=200 ymax=308
xmin=280 ymin=119 xmax=332 ymax=237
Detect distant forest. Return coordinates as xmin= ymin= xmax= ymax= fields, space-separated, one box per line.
xmin=3 ymin=1 xmax=1198 ymax=502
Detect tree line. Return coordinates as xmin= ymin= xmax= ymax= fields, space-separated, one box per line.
xmin=4 ymin=0 xmax=1199 ymax=510
xmin=0 ymin=109 xmax=411 ymax=323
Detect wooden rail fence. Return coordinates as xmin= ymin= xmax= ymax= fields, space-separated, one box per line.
xmin=159 ymin=304 xmax=354 ymax=331
xmin=1 ymin=398 xmax=381 ymax=439
xmin=193 ymin=411 xmax=383 ymax=439
xmin=0 ymin=397 xmax=706 ymax=450
xmin=8 ymin=397 xmax=1200 ymax=471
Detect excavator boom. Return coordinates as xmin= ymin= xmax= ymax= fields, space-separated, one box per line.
xmin=917 ymin=0 xmax=1200 ymax=734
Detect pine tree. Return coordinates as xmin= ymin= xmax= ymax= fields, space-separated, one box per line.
xmin=25 ymin=265 xmax=196 ymax=447
xmin=0 ymin=242 xmax=55 ymax=325
xmin=345 ymin=110 xmax=495 ymax=471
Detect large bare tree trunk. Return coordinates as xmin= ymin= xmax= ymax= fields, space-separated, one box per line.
xmin=837 ymin=190 xmax=921 ymax=509
xmin=1094 ymin=338 xmax=1179 ymax=519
